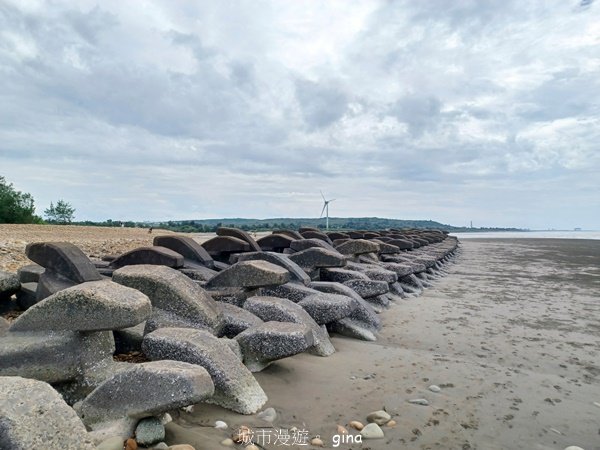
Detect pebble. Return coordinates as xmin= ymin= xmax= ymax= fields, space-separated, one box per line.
xmin=167 ymin=446 xmax=195 ymax=450
xmin=160 ymin=413 xmax=172 ymax=425
xmin=593 ymin=402 xmax=600 ymax=408
xmin=125 ymin=439 xmax=138 ymax=450
xmin=428 ymin=385 xmax=441 ymax=393
xmin=181 ymin=405 xmax=194 ymax=413
xmin=337 ymin=424 xmax=348 ymax=434
xmin=366 ymin=410 xmax=391 ymax=425
xmin=220 ymin=438 xmax=234 ymax=447
xmin=232 ymin=425 xmax=253 ymax=443
xmin=550 ymin=428 xmax=562 ymax=435
xmin=387 ymin=420 xmax=397 ymax=427
xmin=215 ymin=420 xmax=228 ymax=429
xmin=408 ymin=398 xmax=429 ymax=406
xmin=245 ymin=445 xmax=259 ymax=450
xmin=153 ymin=444 xmax=168 ymax=450
xmin=360 ymin=423 xmax=385 ymax=439
xmin=135 ymin=417 xmax=165 ymax=446
xmin=564 ymin=447 xmax=585 ymax=450
xmin=311 ymin=437 xmax=324 ymax=447
xmin=349 ymin=420 xmax=364 ymax=430
xmin=257 ymin=407 xmax=277 ymax=423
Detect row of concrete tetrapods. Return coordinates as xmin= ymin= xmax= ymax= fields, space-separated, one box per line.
xmin=0 ymin=227 xmax=459 ymax=449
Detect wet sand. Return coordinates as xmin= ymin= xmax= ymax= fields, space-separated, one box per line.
xmin=169 ymin=239 xmax=600 ymax=450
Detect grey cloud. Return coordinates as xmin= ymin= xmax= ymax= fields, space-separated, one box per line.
xmin=295 ymin=79 xmax=348 ymax=129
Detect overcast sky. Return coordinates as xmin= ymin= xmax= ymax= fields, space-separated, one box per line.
xmin=1 ymin=0 xmax=599 ymax=229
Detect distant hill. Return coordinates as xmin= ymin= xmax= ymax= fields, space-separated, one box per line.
xmin=139 ymin=217 xmax=524 ymax=233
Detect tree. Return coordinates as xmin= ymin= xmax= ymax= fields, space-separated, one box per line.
xmin=44 ymin=200 xmax=75 ymax=224
xmin=0 ymin=176 xmax=42 ymax=223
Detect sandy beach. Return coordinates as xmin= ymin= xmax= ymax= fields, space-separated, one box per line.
xmin=166 ymin=238 xmax=600 ymax=450
xmin=1 ymin=228 xmax=599 ymax=449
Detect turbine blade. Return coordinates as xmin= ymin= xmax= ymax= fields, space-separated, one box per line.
xmin=329 ymin=198 xmax=336 ymax=202
xmin=319 ymin=203 xmax=327 ymax=218
xmin=320 ymin=190 xmax=326 ymax=201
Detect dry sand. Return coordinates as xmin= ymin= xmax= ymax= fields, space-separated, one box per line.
xmin=1 ymin=227 xmax=599 ymax=449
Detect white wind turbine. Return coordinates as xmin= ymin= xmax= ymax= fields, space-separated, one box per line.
xmin=319 ymin=191 xmax=336 ymax=230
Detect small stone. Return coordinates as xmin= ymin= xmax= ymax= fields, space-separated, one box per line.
xmin=349 ymin=420 xmax=364 ymax=430
xmin=126 ymin=438 xmax=138 ymax=450
xmin=161 ymin=413 xmax=172 ymax=425
xmin=564 ymin=447 xmax=585 ymax=450
xmin=337 ymin=424 xmax=348 ymax=434
xmin=215 ymin=420 xmax=228 ymax=429
xmin=360 ymin=423 xmax=384 ymax=439
xmin=246 ymin=445 xmax=259 ymax=450
xmin=135 ymin=417 xmax=165 ymax=446
xmin=593 ymin=401 xmax=600 ymax=408
xmin=257 ymin=406 xmax=277 ymax=422
xmin=408 ymin=398 xmax=429 ymax=406
xmin=366 ymin=410 xmax=391 ymax=425
xmin=232 ymin=425 xmax=253 ymax=443
xmin=167 ymin=446 xmax=195 ymax=450
xmin=153 ymin=444 xmax=168 ymax=450
xmin=311 ymin=437 xmax=324 ymax=447
xmin=387 ymin=420 xmax=397 ymax=427
xmin=220 ymin=438 xmax=234 ymax=447
xmin=428 ymin=385 xmax=441 ymax=392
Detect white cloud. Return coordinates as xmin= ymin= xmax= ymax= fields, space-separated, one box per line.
xmin=0 ymin=0 xmax=599 ymax=229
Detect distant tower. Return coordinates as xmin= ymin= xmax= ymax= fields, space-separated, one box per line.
xmin=470 ymin=220 xmax=473 ymax=228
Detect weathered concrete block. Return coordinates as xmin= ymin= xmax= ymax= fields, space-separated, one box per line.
xmin=113 ymin=265 xmax=223 ymax=335
xmin=10 ymin=280 xmax=152 ymax=332
xmin=299 ymin=230 xmax=333 ymax=244
xmin=205 ymin=260 xmax=290 ymax=289
xmin=0 ymin=330 xmax=114 ymax=385
xmin=298 ymin=293 xmax=357 ymax=325
xmin=380 ymin=262 xmax=414 ymax=277
xmin=235 ymin=321 xmax=314 ymax=372
xmin=256 ymin=234 xmax=295 ymax=252
xmin=109 ymin=246 xmax=184 ymax=269
xmin=217 ymin=227 xmax=262 ymax=252
xmin=258 ymin=282 xmax=318 ymax=303
xmin=326 ymin=231 xmax=350 ymax=240
xmin=370 ymin=240 xmax=400 ymax=254
xmin=0 ymin=376 xmax=95 ymax=450
xmin=25 ymin=242 xmax=102 ymax=284
xmin=76 ymin=360 xmax=215 ymax=429
xmin=201 ymin=236 xmax=251 ymax=262
xmin=217 ymin=302 xmax=264 ymax=338
xmin=143 ymin=328 xmax=268 ymax=414
xmin=178 ymin=264 xmax=218 ymax=282
xmin=310 ymin=281 xmax=382 ymax=332
xmin=35 ymin=272 xmax=76 ymax=302
xmin=17 ymin=264 xmax=44 ymax=283
xmin=0 ymin=270 xmax=20 ymax=300
xmin=289 ymin=238 xmax=335 ymax=252
xmin=343 ymin=279 xmax=389 ymax=299
xmin=335 ymin=239 xmax=380 ymax=256
xmin=15 ymin=282 xmax=38 ymax=310
xmin=320 ymin=267 xmax=369 ymax=283
xmin=328 ymin=318 xmax=377 ymax=341
xmin=272 ymin=229 xmax=303 ymax=240
xmin=233 ymin=252 xmax=310 ymax=285
xmin=244 ymin=296 xmax=334 ymax=357
xmin=287 ymin=247 xmax=346 ymax=271
xmin=153 ymin=235 xmax=214 ymax=268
